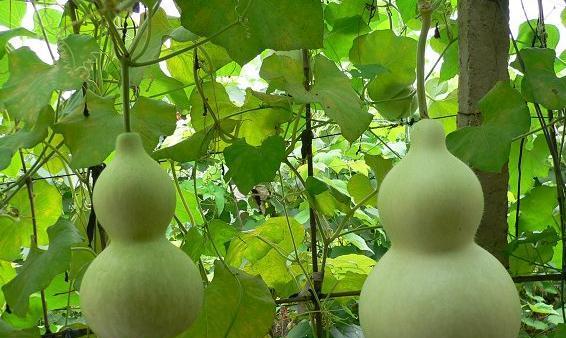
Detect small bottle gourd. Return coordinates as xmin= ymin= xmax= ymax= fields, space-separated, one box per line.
xmin=359 ymin=119 xmax=521 ymax=338
xmin=80 ymin=133 xmax=203 ymax=338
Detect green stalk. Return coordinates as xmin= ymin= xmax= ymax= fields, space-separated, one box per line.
xmin=121 ymin=56 xmax=131 ymax=132
xmin=417 ymin=0 xmax=433 ymax=119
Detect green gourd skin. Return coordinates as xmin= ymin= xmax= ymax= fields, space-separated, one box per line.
xmin=359 ymin=120 xmax=521 ymax=338
xmin=80 ymin=133 xmax=203 ymax=338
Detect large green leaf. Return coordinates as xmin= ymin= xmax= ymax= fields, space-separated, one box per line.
xmin=446 ymin=82 xmax=531 ymax=172
xmin=2 ymin=218 xmax=82 ymax=316
xmin=0 ymin=0 xmax=27 ymax=28
xmin=324 ymin=16 xmax=371 ymax=61
xmin=237 ymin=90 xmax=293 ymax=146
xmin=189 ymin=81 xmax=238 ymax=131
xmin=260 ymin=54 xmax=372 ymax=142
xmin=509 ymin=136 xmax=550 ymax=196
xmin=130 ymin=96 xmax=177 ymax=152
xmin=322 ymin=254 xmax=375 ymax=293
xmin=53 ymin=92 xmax=122 ymax=169
xmin=0 ymin=215 xmax=24 ymax=261
xmin=0 ymin=28 xmax=35 ymax=59
xmin=309 ymin=55 xmax=372 ymax=142
xmin=223 ymin=136 xmax=286 ymax=194
xmin=0 ymin=105 xmax=54 ymax=170
xmin=347 ymin=174 xmax=376 ymax=206
xmin=0 ymin=35 xmax=99 ymax=123
xmin=514 ymin=20 xmax=560 ymax=51
xmin=138 ymin=65 xmax=191 ymax=110
xmin=175 ymin=0 xmax=323 ymax=64
xmin=130 ymin=9 xmax=172 ymax=85
xmin=180 ymin=261 xmax=275 ymax=338
xmin=182 ymin=219 xmax=238 ymax=261
xmin=349 ymin=29 xmax=418 ymax=120
xmin=226 ymin=216 xmax=305 ymax=297
xmin=153 ymin=128 xmax=214 ymax=163
xmin=517 ymin=185 xmax=558 ymax=233
xmin=517 ymin=48 xmax=566 ymax=110
xmin=0 ymin=318 xmax=39 ymax=338
xmin=10 ymin=181 xmax=63 ymax=246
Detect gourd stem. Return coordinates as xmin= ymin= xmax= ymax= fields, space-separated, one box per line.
xmin=18 ymin=150 xmax=51 ymax=333
xmin=121 ymin=56 xmax=131 ymax=132
xmin=302 ymin=48 xmax=324 ymax=338
xmin=417 ymin=0 xmax=432 ymax=119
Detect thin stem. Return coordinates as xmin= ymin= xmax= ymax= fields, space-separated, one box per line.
xmin=31 ymin=0 xmax=56 ymax=62
xmin=170 ymin=161 xmax=197 ymax=227
xmin=416 ymin=1 xmax=432 ymax=118
xmin=129 ymin=21 xmax=239 ymax=67
xmin=121 ymin=56 xmax=131 ymax=132
xmin=19 ymin=150 xmax=51 ymax=333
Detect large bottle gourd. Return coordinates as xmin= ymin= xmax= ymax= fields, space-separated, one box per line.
xmin=80 ymin=133 xmax=203 ymax=338
xmin=359 ymin=119 xmax=521 ymax=338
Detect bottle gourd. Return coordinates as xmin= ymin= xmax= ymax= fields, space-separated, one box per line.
xmin=80 ymin=133 xmax=203 ymax=338
xmin=359 ymin=120 xmax=521 ymax=338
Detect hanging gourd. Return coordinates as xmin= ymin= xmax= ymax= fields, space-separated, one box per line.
xmin=359 ymin=119 xmax=521 ymax=338
xmin=79 ymin=133 xmax=204 ymax=338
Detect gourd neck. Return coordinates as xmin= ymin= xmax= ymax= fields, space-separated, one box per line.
xmin=115 ymin=132 xmax=145 ymax=156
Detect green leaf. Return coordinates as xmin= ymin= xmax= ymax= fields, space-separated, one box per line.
xmin=509 ymin=136 xmax=549 ymax=196
xmin=11 ymin=181 xmax=63 ymax=246
xmin=237 ymin=90 xmax=293 ymax=146
xmin=0 ymin=105 xmax=54 ymax=170
xmin=175 ymin=0 xmax=323 ymax=64
xmin=439 ymin=43 xmax=458 ymax=81
xmin=130 ymin=97 xmax=177 ymax=152
xmin=517 ymin=48 xmax=566 ymax=110
xmin=395 ymin=0 xmax=418 ymax=23
xmin=226 ymin=216 xmax=305 ymax=297
xmin=182 ymin=219 xmax=238 ymax=260
xmin=309 ymin=55 xmax=372 ymax=142
xmin=324 ymin=16 xmax=371 ymax=62
xmin=429 ymin=90 xmax=458 ymax=133
xmin=325 ymin=0 xmax=375 ymax=25
xmin=0 ymin=35 xmax=99 ymax=123
xmin=0 ymin=318 xmax=39 ymax=338
xmin=0 ymin=28 xmax=35 ymax=59
xmin=0 ymin=215 xmax=24 ymax=261
xmin=322 ymin=254 xmax=375 ymax=293
xmin=180 ymin=261 xmax=275 ymax=338
xmin=350 ymin=29 xmax=418 ymax=120
xmin=364 ymin=154 xmax=393 ymax=185
xmin=0 ymin=0 xmax=27 ymax=28
xmin=518 ymin=185 xmax=558 ymax=233
xmin=515 ymin=21 xmax=561 ymax=51
xmin=224 ymin=136 xmax=286 ymax=194
xmin=153 ymin=128 xmax=214 ymax=163
xmin=261 ymin=54 xmax=371 ymax=141
xmin=53 ymin=91 xmax=122 ymax=169
xmin=2 ymin=218 xmax=82 ymax=316
xmin=347 ymin=174 xmax=376 ymax=206
xmin=446 ymin=82 xmax=531 ymax=172
xmin=138 ymin=65 xmax=191 ymax=110
xmin=0 ymin=261 xmax=15 ymax=306
xmin=33 ymin=8 xmax=62 ymax=43
xmin=130 ymin=9 xmax=172 ymax=85
xmin=175 ymin=181 xmax=205 ymax=226
xmin=189 ymin=81 xmax=238 ymax=131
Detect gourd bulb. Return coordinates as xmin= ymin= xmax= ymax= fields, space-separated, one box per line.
xmin=80 ymin=133 xmax=203 ymax=338
xmin=359 ymin=119 xmax=521 ymax=338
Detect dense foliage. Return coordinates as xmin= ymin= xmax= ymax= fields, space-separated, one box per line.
xmin=0 ymin=0 xmax=564 ymax=337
